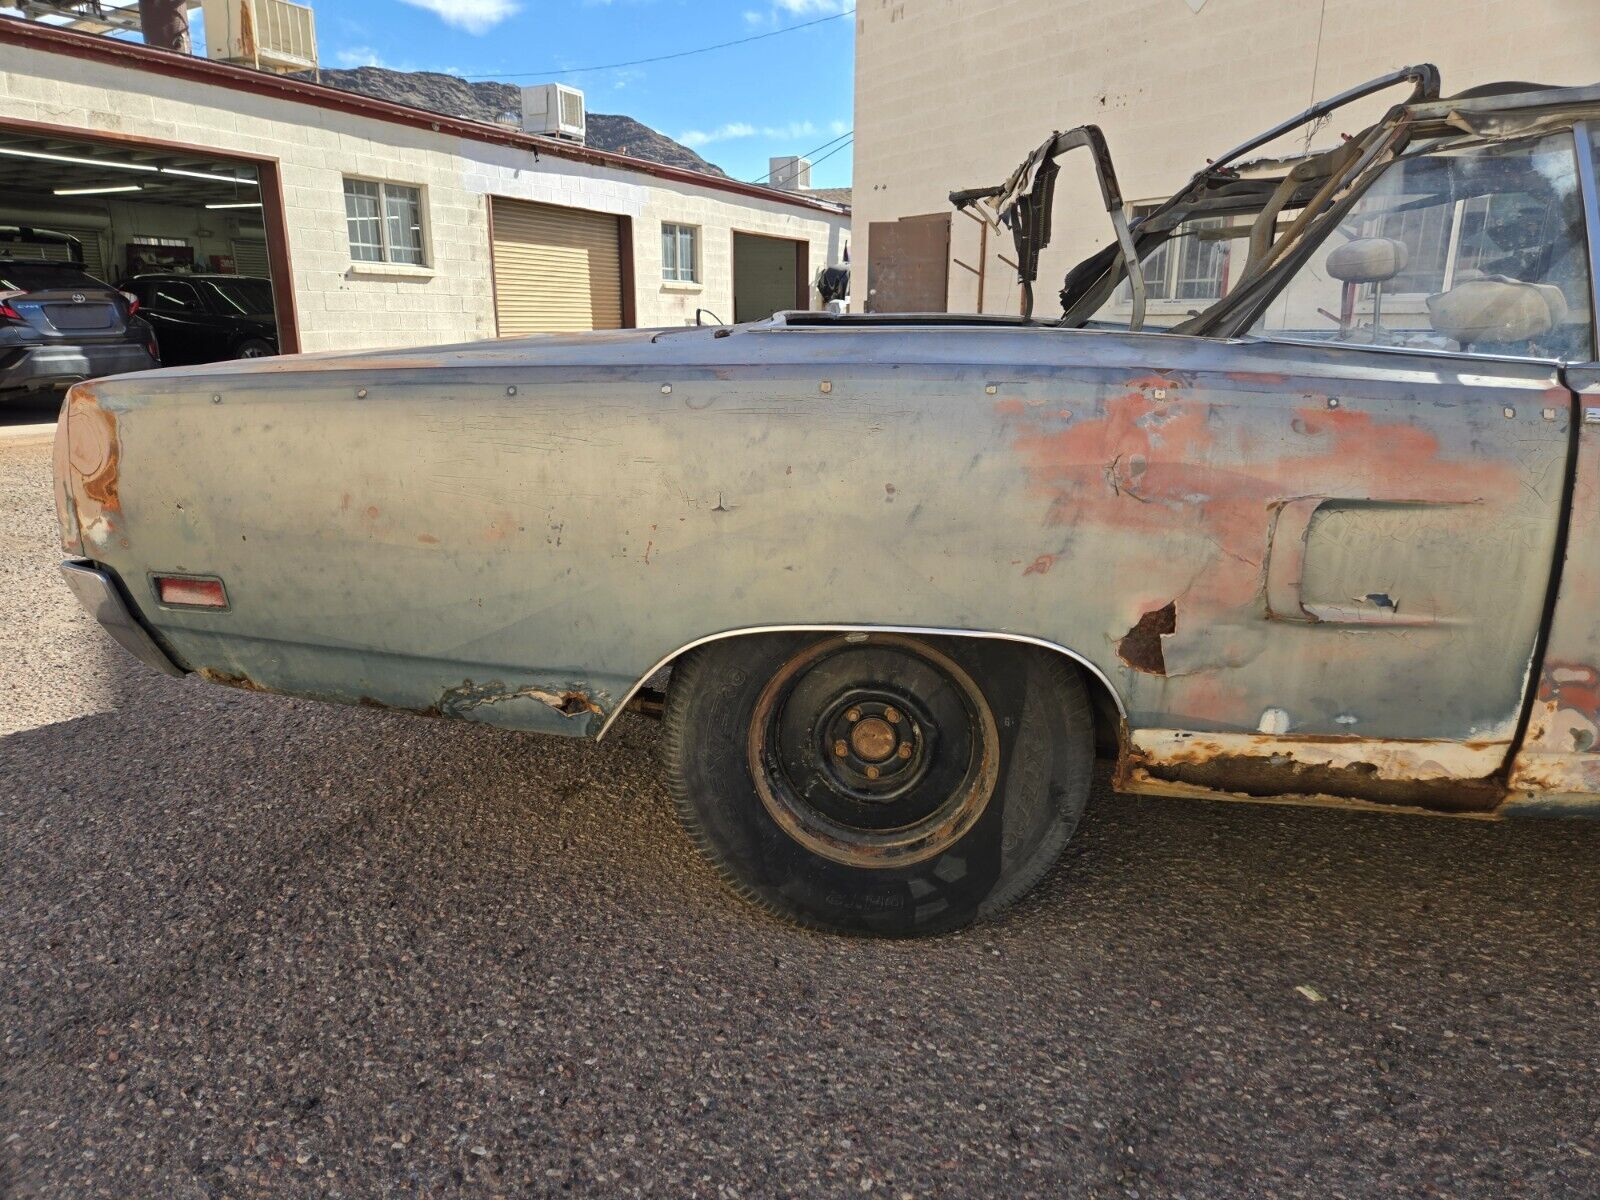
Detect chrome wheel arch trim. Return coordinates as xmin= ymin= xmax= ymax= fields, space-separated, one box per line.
xmin=595 ymin=624 xmax=1129 ymax=741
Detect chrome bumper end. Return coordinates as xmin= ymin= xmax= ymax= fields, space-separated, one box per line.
xmin=59 ymin=560 xmax=186 ymax=678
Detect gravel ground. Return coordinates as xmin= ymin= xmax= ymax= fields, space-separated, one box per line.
xmin=4 ymin=436 xmax=1600 ymax=1199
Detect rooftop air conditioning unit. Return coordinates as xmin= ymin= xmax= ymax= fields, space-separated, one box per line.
xmin=521 ymin=84 xmax=586 ymax=143
xmin=201 ymin=0 xmax=318 ymax=74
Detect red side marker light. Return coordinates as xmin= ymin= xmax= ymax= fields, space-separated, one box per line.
xmin=155 ymin=575 xmax=228 ymax=609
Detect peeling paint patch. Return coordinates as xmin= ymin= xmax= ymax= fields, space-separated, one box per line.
xmin=439 ymin=678 xmax=604 ymax=720
xmin=1118 ymin=602 xmax=1176 ymax=674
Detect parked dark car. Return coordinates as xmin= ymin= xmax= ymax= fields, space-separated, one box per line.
xmin=0 ymin=258 xmax=158 ymax=405
xmin=128 ymin=274 xmax=278 ymax=366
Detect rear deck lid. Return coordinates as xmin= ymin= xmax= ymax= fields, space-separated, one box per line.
xmin=1 ymin=260 xmax=130 ymax=340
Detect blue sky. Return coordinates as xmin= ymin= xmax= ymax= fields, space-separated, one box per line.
xmin=311 ymin=0 xmax=855 ymax=186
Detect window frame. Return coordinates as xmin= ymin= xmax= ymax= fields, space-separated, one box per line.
xmin=1215 ymin=126 xmax=1600 ymax=364
xmin=661 ymin=221 xmax=701 ymax=285
xmin=343 ymin=176 xmax=429 ymax=267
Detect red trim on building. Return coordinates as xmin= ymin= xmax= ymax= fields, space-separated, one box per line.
xmin=0 ymin=17 xmax=849 ymax=216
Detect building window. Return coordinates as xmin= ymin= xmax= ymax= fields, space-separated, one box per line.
xmin=344 ymin=178 xmax=426 ymax=265
xmin=661 ymin=222 xmax=699 ymax=283
xmin=1119 ymin=207 xmax=1231 ymax=304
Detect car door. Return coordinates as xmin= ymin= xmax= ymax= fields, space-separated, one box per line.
xmin=136 ymin=279 xmax=208 ymax=366
xmin=1111 ymin=128 xmax=1591 ymax=805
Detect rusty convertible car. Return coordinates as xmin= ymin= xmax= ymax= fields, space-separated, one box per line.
xmin=53 ymin=68 xmax=1600 ymax=935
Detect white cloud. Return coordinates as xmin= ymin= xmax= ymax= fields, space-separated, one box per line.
xmin=397 ymin=0 xmax=519 ymax=34
xmin=334 ymin=46 xmax=400 ymax=68
xmin=679 ymin=121 xmax=823 ymax=148
xmin=773 ymin=0 xmax=853 ymax=13
xmin=679 ymin=122 xmax=757 ymax=148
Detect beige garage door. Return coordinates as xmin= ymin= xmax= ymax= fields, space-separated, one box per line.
xmin=490 ymin=197 xmax=623 ymax=335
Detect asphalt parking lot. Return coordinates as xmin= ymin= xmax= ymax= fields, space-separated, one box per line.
xmin=4 ymin=429 xmax=1600 ymax=1199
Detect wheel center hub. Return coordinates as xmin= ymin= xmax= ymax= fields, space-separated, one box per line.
xmin=850 ymin=716 xmax=897 ymax=762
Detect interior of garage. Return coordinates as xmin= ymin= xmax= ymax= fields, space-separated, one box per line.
xmin=0 ymin=124 xmax=288 ymax=364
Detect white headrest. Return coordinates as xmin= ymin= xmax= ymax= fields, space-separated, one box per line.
xmin=1426 ymin=277 xmax=1565 ymax=345
xmin=1326 ymin=237 xmax=1409 ymax=285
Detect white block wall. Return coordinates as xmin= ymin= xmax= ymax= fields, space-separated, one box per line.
xmin=0 ymin=42 xmax=851 ymax=351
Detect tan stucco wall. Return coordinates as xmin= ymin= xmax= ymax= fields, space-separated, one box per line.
xmin=1 ymin=42 xmax=850 ymax=351
xmin=853 ymin=0 xmax=1600 ymax=316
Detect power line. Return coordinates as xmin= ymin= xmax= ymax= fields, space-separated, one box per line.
xmin=465 ymin=9 xmax=855 ymax=80
xmin=804 ymin=135 xmax=853 ymax=173
xmin=750 ymin=129 xmax=853 ymax=183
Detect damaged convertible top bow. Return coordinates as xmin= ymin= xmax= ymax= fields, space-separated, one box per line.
xmin=951 ymin=64 xmax=1442 ymax=326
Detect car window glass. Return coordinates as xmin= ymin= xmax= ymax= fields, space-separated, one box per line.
xmin=198 ymin=278 xmax=275 ymax=316
xmin=0 ymin=262 xmax=107 ymax=292
xmin=1251 ymin=132 xmax=1593 ymax=361
xmin=150 ymin=282 xmax=201 ymax=312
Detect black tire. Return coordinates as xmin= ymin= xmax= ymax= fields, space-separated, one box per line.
xmin=234 ymin=338 xmax=275 ymax=360
xmin=662 ymin=632 xmax=1093 ymax=936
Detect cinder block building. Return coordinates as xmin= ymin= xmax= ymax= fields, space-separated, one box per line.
xmin=851 ymin=0 xmax=1600 ymax=316
xmin=0 ymin=19 xmax=850 ymax=354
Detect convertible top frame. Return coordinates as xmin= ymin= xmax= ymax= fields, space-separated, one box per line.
xmin=951 ymin=64 xmax=1443 ymax=330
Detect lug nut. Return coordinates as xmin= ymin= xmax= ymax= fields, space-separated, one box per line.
xmin=833 ymin=740 xmax=848 ymax=757
xmin=884 ymin=707 xmax=901 ymax=724
xmin=865 ymin=765 xmax=880 ymax=780
xmin=897 ymin=743 xmax=912 ymax=760
xmin=845 ymin=707 xmax=861 ymax=723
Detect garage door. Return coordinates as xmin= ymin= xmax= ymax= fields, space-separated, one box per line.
xmin=232 ymin=239 xmax=270 ymax=278
xmin=490 ymin=197 xmax=623 ymax=335
xmin=733 ymin=233 xmax=802 ymax=323
xmin=3 ymin=227 xmax=107 ymax=281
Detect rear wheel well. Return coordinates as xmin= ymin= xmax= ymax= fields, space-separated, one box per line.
xmin=638 ymin=629 xmax=1119 ymax=752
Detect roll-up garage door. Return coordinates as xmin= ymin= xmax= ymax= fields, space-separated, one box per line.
xmin=232 ymin=239 xmax=270 ymax=278
xmin=490 ymin=197 xmax=623 ymax=335
xmin=4 ymin=227 xmax=107 ymax=281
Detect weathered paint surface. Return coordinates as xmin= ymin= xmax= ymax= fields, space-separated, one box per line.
xmin=56 ymin=322 xmax=1575 ymax=806
xmin=1506 ymin=368 xmax=1600 ymax=809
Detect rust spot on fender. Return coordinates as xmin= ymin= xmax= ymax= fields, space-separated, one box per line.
xmin=1022 ymin=554 xmax=1055 ymax=576
xmin=1118 ymin=602 xmax=1176 ymax=674
xmin=197 ymin=667 xmax=275 ymax=693
xmin=56 ymin=386 xmax=122 ymax=553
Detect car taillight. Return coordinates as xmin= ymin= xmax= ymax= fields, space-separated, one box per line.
xmin=121 ymin=291 xmax=140 ymax=316
xmin=0 ymin=290 xmax=23 ymax=322
xmin=154 ymin=575 xmax=229 ymax=609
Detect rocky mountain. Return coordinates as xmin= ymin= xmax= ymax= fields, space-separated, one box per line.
xmin=305 ymin=66 xmax=726 ymax=178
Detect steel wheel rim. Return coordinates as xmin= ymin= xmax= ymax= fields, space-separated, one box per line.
xmin=746 ymin=634 xmax=1000 ymax=869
